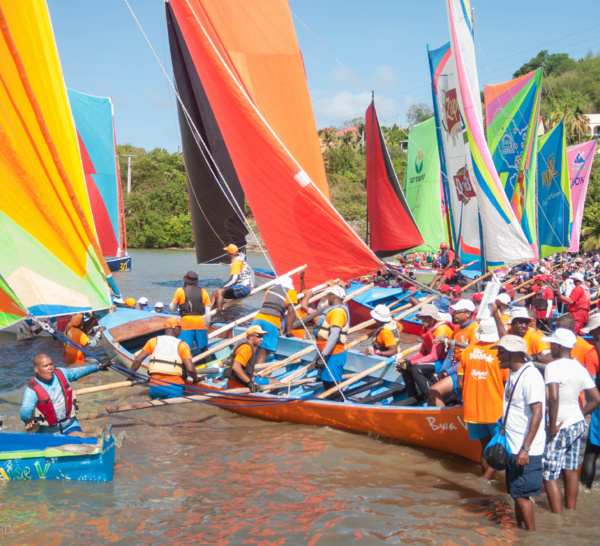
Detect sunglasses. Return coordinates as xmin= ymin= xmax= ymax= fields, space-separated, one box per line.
xmin=252 ymin=334 xmax=264 ymax=338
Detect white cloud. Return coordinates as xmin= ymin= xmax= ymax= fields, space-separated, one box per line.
xmin=313 ymin=90 xmax=372 ymax=128
xmin=372 ymin=65 xmax=397 ymax=91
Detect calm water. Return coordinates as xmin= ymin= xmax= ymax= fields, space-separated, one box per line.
xmin=1 ymin=249 xmax=600 ymax=544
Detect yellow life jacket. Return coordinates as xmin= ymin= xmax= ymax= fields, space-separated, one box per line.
xmin=315 ymin=305 xmax=349 ymax=345
xmin=372 ymin=321 xmax=401 ymax=351
xmin=148 ymin=336 xmax=184 ymax=377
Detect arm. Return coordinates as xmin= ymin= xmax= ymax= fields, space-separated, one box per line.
xmin=221 ymin=273 xmax=239 ymax=289
xmin=456 ymin=374 xmax=464 ymax=391
xmin=545 ymin=298 xmax=553 ymax=319
xmin=85 ymin=327 xmax=105 ymax=348
xmin=20 ymin=387 xmax=38 ymax=423
xmin=204 ymin=305 xmax=211 ymax=328
xmin=231 ymin=361 xmax=251 ymax=385
xmin=300 ymin=290 xmax=313 ymax=315
xmin=322 ymin=326 xmax=341 ymax=356
xmin=131 ymin=350 xmax=150 ymax=373
xmin=284 ymin=304 xmax=295 ymax=336
xmin=583 ymin=387 xmax=600 ymax=417
xmin=169 ymin=301 xmax=178 ymax=312
xmin=63 ymin=364 xmax=100 ymax=382
xmin=515 ymin=401 xmax=544 ymax=466
xmin=490 ymin=302 xmax=508 ymax=338
xmin=182 ymin=357 xmax=198 ymax=383
xmin=546 ymin=382 xmax=561 ymax=435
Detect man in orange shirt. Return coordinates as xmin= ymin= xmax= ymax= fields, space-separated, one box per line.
xmin=457 ymin=318 xmax=508 ymax=479
xmin=63 ymin=313 xmax=105 ymax=365
xmin=555 ymin=314 xmax=592 ymax=365
xmin=170 ymin=270 xmax=211 ymax=352
xmin=211 ymin=244 xmax=254 ymax=311
xmin=366 ymin=304 xmax=402 ymax=357
xmin=131 ymin=317 xmax=198 ymax=399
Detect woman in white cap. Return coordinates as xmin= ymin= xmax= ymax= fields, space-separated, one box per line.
xmin=366 ymin=304 xmax=402 ymax=357
xmin=558 ymin=272 xmax=590 ymax=334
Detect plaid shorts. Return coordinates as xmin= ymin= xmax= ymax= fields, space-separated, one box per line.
xmin=542 ymin=420 xmax=587 ymax=481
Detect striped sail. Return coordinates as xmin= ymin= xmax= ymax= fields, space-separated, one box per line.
xmin=0 ymin=0 xmax=112 ymax=322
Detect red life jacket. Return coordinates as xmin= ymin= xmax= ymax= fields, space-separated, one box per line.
xmin=27 ymin=369 xmax=76 ymax=426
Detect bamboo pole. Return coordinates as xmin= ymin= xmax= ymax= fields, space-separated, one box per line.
xmin=74 ymin=381 xmax=135 ymax=395
xmin=461 ymin=270 xmax=493 ymax=292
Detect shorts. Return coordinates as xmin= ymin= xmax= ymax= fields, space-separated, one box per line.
xmin=179 ymin=329 xmax=208 ymax=351
xmin=542 ymin=420 xmax=587 ymax=480
xmin=443 ymin=267 xmax=456 ymax=281
xmin=224 ymin=284 xmax=251 ymax=299
xmin=467 ymin=422 xmax=500 ymax=441
xmin=505 ymin=455 xmax=543 ymax=498
xmin=149 ymin=383 xmax=184 ymax=399
xmin=251 ymin=318 xmax=279 ymax=352
xmin=320 ymin=351 xmax=347 ymax=383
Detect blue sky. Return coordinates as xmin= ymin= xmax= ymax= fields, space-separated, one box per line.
xmin=47 ymin=0 xmax=600 ymax=153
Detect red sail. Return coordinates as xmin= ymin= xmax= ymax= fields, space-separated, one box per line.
xmin=366 ymin=100 xmax=424 ymax=257
xmin=167 ymin=0 xmax=381 ymax=285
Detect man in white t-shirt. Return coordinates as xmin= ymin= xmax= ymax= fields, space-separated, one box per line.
xmin=492 ymin=335 xmax=546 ymax=532
xmin=541 ymin=328 xmax=600 ymax=514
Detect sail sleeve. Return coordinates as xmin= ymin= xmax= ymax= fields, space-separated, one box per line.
xmin=366 ymin=100 xmax=424 ymax=256
xmin=167 ymin=0 xmax=381 ymax=285
xmin=0 ymin=0 xmax=112 ymax=317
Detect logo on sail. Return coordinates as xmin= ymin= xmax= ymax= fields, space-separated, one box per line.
xmin=542 ymin=154 xmax=559 ymax=188
xmin=444 ymin=89 xmax=460 ymax=134
xmin=453 ymin=166 xmax=476 ymax=204
xmin=415 ymin=150 xmax=423 ymax=174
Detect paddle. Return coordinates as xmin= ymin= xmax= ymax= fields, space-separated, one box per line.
xmin=74 ymin=381 xmax=135 ymax=395
xmin=460 ymin=270 xmax=493 ymax=292
xmin=316 ymin=342 xmax=421 ymax=399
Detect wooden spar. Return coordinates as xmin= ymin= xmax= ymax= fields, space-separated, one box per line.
xmin=454 ymin=259 xmax=478 ymax=273
xmin=513 ymin=291 xmax=536 ymax=304
xmin=74 ymin=381 xmax=135 ymax=395
xmin=218 ymin=264 xmax=308 ymax=312
xmin=500 ymin=276 xmax=517 ymax=287
xmin=461 ymin=270 xmax=493 ymax=291
xmin=316 ymin=343 xmax=421 ymax=399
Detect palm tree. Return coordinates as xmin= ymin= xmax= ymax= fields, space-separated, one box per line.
xmin=581 ymin=204 xmax=600 ymax=251
xmin=320 ymin=128 xmax=338 ymax=150
xmin=356 ymin=121 xmax=366 ymax=147
xmin=570 ymin=112 xmax=590 ymax=144
xmin=341 ymin=131 xmax=356 ymax=149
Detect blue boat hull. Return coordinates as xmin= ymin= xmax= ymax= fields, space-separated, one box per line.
xmin=106 ymin=255 xmax=132 ymax=272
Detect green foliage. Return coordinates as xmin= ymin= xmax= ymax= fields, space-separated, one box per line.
xmin=513 ymin=50 xmax=576 ymax=79
xmin=406 ymin=103 xmax=434 ymax=126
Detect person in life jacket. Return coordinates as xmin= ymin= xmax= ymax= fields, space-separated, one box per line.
xmin=221 ymin=325 xmax=280 ymax=392
xmin=429 ymin=243 xmax=459 ymax=289
xmin=124 ymin=298 xmax=136 ymax=309
xmin=211 ymin=244 xmax=254 ymax=311
xmin=365 ymin=304 xmax=402 ymax=357
xmin=559 ymin=273 xmax=591 ymax=334
xmin=313 ymin=285 xmax=350 ymax=394
xmin=20 ymin=353 xmax=109 ymax=434
xmin=63 ymin=313 xmax=105 ymax=365
xmin=250 ymin=275 xmax=297 ymax=364
xmin=131 ymin=317 xmax=199 ymax=399
xmin=531 ymin=275 xmax=555 ymax=333
xmin=138 ymin=297 xmax=151 ymax=312
xmin=170 ymin=270 xmax=211 ymax=352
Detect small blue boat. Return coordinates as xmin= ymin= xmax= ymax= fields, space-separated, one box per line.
xmin=106 ymin=255 xmax=132 ymax=272
xmin=0 ymin=427 xmax=116 ymax=482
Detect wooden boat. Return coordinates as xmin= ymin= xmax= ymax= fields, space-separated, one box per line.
xmin=106 ymin=255 xmax=132 ymax=272
xmin=0 ymin=427 xmax=115 ymax=482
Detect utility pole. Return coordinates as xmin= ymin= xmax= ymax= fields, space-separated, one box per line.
xmin=120 ymin=154 xmax=138 ymax=194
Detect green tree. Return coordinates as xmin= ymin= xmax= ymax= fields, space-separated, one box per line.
xmin=406 ymin=103 xmax=434 ymax=126
xmin=513 ymin=50 xmax=575 ymax=78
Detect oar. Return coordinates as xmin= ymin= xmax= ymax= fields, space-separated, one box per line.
xmin=513 ymin=291 xmax=536 ymax=304
xmin=74 ymin=381 xmax=135 ymax=395
xmin=500 ymin=276 xmax=517 ymax=287
xmin=386 ymin=267 xmax=443 ymax=297
xmin=461 ymin=270 xmax=493 ymax=292
xmin=218 ymin=264 xmax=307 ymax=312
xmin=316 ymin=343 xmax=421 ymax=399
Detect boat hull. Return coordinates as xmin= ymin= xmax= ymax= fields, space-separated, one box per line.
xmin=106 ymin=255 xmax=132 ymax=272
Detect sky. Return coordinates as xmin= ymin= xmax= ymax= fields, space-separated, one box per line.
xmin=47 ymin=0 xmax=600 ymax=153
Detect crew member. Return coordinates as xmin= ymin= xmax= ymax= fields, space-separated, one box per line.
xmin=20 ymin=353 xmax=109 ymax=434
xmin=63 ymin=313 xmax=105 ymax=365
xmin=430 ymin=243 xmax=458 ymax=289
xmin=366 ymin=304 xmax=402 ymax=358
xmin=531 ymin=275 xmax=554 ymax=333
xmin=211 ymin=244 xmax=254 ymax=311
xmin=124 ymin=298 xmax=136 ymax=309
xmin=559 ymin=273 xmax=590 ymax=334
xmin=153 ymin=302 xmax=165 ymax=314
xmin=496 ymin=293 xmax=512 ymax=323
xmin=251 ymin=275 xmax=297 ymax=363
xmin=138 ymin=297 xmax=151 ymax=312
xmin=170 ymin=270 xmax=211 ymax=351
xmin=131 ymin=317 xmax=198 ymax=399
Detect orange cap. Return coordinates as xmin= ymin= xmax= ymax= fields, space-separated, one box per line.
xmin=71 ymin=313 xmax=83 ymax=327
xmin=223 ymin=244 xmax=239 ymax=255
xmin=247 ymin=325 xmax=267 ymax=336
xmin=165 ymin=317 xmax=181 ymax=329
xmin=124 ymin=298 xmax=136 ymax=308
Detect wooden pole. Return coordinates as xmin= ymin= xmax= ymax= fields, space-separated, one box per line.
xmin=461 ymin=270 xmax=493 ymax=292
xmin=316 ymin=343 xmax=421 ymax=399
xmin=74 ymin=381 xmax=135 ymax=395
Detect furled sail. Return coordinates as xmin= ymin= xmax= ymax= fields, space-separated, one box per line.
xmin=537 ymin=120 xmax=572 ymax=258
xmin=166 ymin=0 xmax=332 ymax=265
xmin=166 ymin=0 xmax=381 ymax=285
xmin=366 ymin=99 xmax=423 ymax=256
xmin=568 ymin=138 xmax=598 ymax=252
xmin=0 ymin=0 xmax=112 ymax=319
xmin=446 ymin=0 xmax=533 ymax=267
xmin=68 ymin=90 xmax=123 ymax=258
xmin=405 ymin=117 xmax=449 ymax=252
xmin=484 ymin=69 xmax=542 ymax=258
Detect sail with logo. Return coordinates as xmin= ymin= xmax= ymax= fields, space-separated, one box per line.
xmin=444 ymin=0 xmax=534 ymax=267
xmin=166 ymin=0 xmax=382 ymax=286
xmin=405 ymin=117 xmax=450 ymax=252
xmin=537 ymin=120 xmax=572 ymax=258
xmin=366 ymin=98 xmax=424 ymax=256
xmin=568 ymin=137 xmax=598 ymax=252
xmin=0 ymin=0 xmax=114 ymax=329
xmin=484 ymin=68 xmax=543 ymax=258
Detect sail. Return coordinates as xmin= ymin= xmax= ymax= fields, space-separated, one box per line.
xmin=568 ymin=138 xmax=598 ymax=252
xmin=537 ymin=120 xmax=572 ymax=258
xmin=166 ymin=0 xmax=381 ymax=285
xmin=0 ymin=0 xmax=112 ymax=317
xmin=366 ymin=99 xmax=423 ymax=256
xmin=68 ymin=90 xmax=122 ymax=258
xmin=167 ymin=0 xmax=332 ymax=265
xmin=0 ymin=274 xmax=28 ymax=329
xmin=484 ymin=69 xmax=543 ymax=258
xmin=405 ymin=117 xmax=448 ymax=252
xmin=446 ymin=0 xmax=533 ymax=267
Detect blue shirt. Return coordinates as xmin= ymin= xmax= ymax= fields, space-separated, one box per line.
xmin=20 ymin=365 xmax=98 ymax=430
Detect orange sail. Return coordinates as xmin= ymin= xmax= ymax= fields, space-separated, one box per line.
xmin=167 ymin=0 xmax=381 ymax=285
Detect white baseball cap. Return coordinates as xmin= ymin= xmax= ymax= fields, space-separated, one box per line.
xmin=542 ymin=328 xmax=577 ymax=349
xmin=507 ymin=307 xmax=530 ymax=324
xmin=155 ymin=302 xmax=164 ymax=308
xmin=370 ymin=304 xmax=392 ymax=323
xmin=581 ymin=314 xmax=600 ymax=334
xmin=476 ymin=318 xmax=499 ymax=343
xmin=497 ymin=293 xmax=511 ymax=305
xmin=138 ymin=297 xmax=148 ymax=305
xmin=450 ymin=299 xmax=475 ymax=312
xmin=278 ymin=275 xmax=294 ymax=290
xmin=327 ymin=285 xmax=346 ymax=299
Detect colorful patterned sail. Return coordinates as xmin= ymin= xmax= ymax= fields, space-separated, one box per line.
xmin=0 ymin=0 xmax=112 ymax=318
xmin=484 ymin=69 xmax=542 ymax=258
xmin=166 ymin=0 xmax=381 ymax=285
xmin=405 ymin=117 xmax=449 ymax=252
xmin=537 ymin=120 xmax=572 ymax=258
xmin=446 ymin=0 xmax=533 ymax=267
xmin=568 ymin=138 xmax=598 ymax=252
xmin=68 ymin=90 xmax=124 ymax=258
xmin=0 ymin=274 xmax=28 ymax=329
xmin=366 ymin=99 xmax=423 ymax=256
